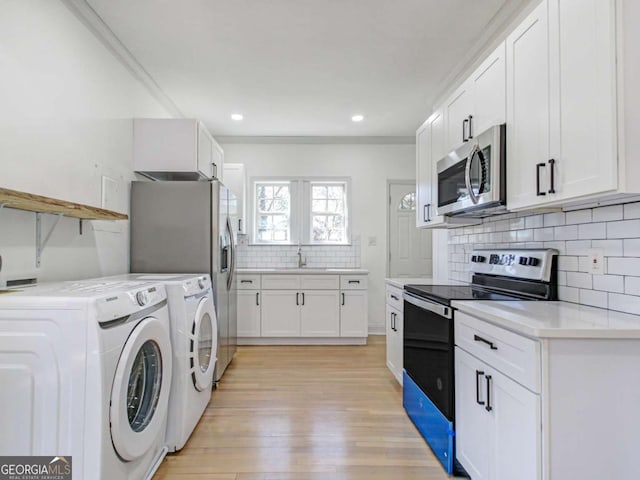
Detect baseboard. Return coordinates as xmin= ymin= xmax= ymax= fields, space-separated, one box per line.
xmin=237 ymin=337 xmax=367 ymax=346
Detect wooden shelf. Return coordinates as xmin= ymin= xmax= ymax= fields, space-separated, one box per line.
xmin=0 ymin=187 xmax=128 ymax=220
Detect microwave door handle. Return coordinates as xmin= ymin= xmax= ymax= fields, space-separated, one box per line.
xmin=465 ymin=145 xmax=480 ymax=205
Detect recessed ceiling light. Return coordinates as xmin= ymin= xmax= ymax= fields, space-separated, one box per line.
xmin=351 ymin=114 xmax=364 ymax=122
xmin=231 ymin=113 xmax=243 ymax=121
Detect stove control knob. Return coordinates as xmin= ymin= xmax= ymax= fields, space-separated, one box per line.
xmin=471 ymin=255 xmax=477 ymax=262
xmin=136 ymin=290 xmax=150 ymax=307
xmin=527 ymin=257 xmax=540 ymax=267
xmin=489 ymin=254 xmax=499 ymax=264
xmin=476 ymin=255 xmax=486 ymax=263
xmin=519 ymin=257 xmax=528 ymax=265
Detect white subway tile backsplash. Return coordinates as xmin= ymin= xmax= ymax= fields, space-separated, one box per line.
xmin=578 ymin=223 xmax=606 ymax=240
xmin=593 ymin=205 xmax=623 ymax=222
xmin=566 ymin=209 xmax=592 ymax=225
xmin=592 ymin=239 xmax=624 ymax=256
xmin=607 ymin=257 xmax=640 ymax=276
xmin=593 ymin=275 xmax=624 ymax=293
xmin=516 ymin=229 xmax=534 ymax=242
xmin=579 ymin=289 xmax=608 ymax=309
xmin=534 ymin=228 xmax=555 ymax=242
xmin=558 ymin=256 xmax=579 ymax=272
xmin=625 ymin=277 xmax=640 ymax=296
xmin=554 ymin=225 xmax=578 ymax=240
xmin=525 ymin=215 xmax=544 ymax=229
xmin=607 ymin=220 xmax=640 ymax=239
xmin=544 ymin=212 xmax=566 ymax=227
xmin=558 ymin=286 xmax=579 ymax=303
xmin=609 ymin=293 xmax=640 ymax=316
xmin=624 ymin=239 xmax=640 ymax=257
xmin=624 ymin=202 xmax=640 ymax=219
xmin=566 ymin=240 xmax=591 ymax=255
xmin=567 ymin=272 xmax=593 ymax=289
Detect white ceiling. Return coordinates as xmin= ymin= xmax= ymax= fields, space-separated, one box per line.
xmin=86 ymin=0 xmax=523 ymax=137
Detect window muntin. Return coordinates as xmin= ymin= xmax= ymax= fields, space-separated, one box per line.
xmin=255 ymin=182 xmax=291 ymax=243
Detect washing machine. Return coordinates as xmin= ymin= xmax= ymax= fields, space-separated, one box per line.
xmin=100 ymin=273 xmax=217 ymax=451
xmin=0 ymin=279 xmax=173 ymax=480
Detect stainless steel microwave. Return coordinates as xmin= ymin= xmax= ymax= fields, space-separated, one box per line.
xmin=436 ymin=124 xmax=506 ymax=216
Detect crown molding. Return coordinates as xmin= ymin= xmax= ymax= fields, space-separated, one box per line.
xmin=217 ymin=136 xmax=415 ymax=145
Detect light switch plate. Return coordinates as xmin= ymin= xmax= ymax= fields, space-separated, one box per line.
xmin=586 ymin=248 xmax=605 ymax=275
xmin=368 ymin=236 xmax=377 ymax=246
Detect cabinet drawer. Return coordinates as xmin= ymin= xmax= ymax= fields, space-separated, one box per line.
xmin=300 ymin=275 xmax=339 ymax=290
xmin=340 ymin=275 xmax=368 ymax=290
xmin=455 ymin=311 xmax=541 ymax=393
xmin=237 ymin=274 xmax=261 ymax=290
xmin=261 ymin=275 xmax=300 ymax=290
xmin=386 ymin=285 xmax=403 ymax=311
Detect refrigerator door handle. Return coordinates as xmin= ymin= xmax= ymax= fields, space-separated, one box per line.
xmin=226 ymin=216 xmax=236 ymax=291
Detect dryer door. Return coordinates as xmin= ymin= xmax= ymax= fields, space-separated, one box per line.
xmin=110 ymin=316 xmax=172 ymax=461
xmin=190 ymin=296 xmax=217 ymax=391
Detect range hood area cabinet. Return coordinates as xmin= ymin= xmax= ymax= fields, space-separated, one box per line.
xmin=133 ymin=118 xmax=224 ymax=182
xmin=417 ymin=0 xmax=640 ymax=225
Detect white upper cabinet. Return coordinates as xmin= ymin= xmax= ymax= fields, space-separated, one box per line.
xmin=416 ymin=119 xmax=433 ymax=228
xmin=506 ymin=1 xmax=551 ymax=210
xmin=445 ymin=82 xmax=473 ymax=153
xmin=471 ymin=42 xmax=507 ymax=137
xmin=507 ymin=0 xmax=618 ymax=211
xmin=134 ymin=118 xmax=223 ymax=181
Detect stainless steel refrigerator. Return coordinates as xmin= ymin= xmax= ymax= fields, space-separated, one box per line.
xmin=130 ymin=180 xmax=237 ymax=382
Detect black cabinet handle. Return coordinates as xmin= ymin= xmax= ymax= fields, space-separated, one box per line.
xmin=256 ymin=292 xmax=260 ymax=306
xmin=391 ymin=312 xmax=396 ymax=331
xmin=348 ymin=280 xmax=360 ymax=284
xmin=475 ymin=370 xmax=485 ymax=406
xmin=467 ymin=115 xmax=473 ymax=139
xmin=548 ymin=158 xmax=556 ymax=194
xmin=462 ymin=118 xmax=469 ymax=142
xmin=485 ymin=375 xmax=493 ymax=412
xmin=536 ymin=163 xmax=547 ymax=196
xmin=390 ymin=295 xmax=399 ymax=301
xmin=341 ymin=292 xmax=345 ymax=306
xmin=301 ymin=292 xmax=305 ymax=306
xmin=474 ymin=334 xmax=498 ymax=350
xmin=296 ymin=292 xmax=299 ymax=305
xmin=423 ymin=204 xmax=428 ymax=222
xmin=241 ymin=280 xmax=253 ymax=284
xmin=239 ymin=218 xmax=243 ymax=232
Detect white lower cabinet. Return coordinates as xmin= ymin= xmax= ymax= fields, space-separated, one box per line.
xmin=340 ymin=290 xmax=368 ymax=337
xmin=260 ymin=290 xmax=300 ymax=337
xmin=385 ymin=304 xmax=403 ymax=384
xmin=455 ymin=347 xmax=540 ymax=480
xmin=237 ymin=290 xmax=261 ymax=337
xmin=301 ymin=291 xmax=340 ymax=336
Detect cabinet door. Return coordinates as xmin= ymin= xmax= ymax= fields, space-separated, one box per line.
xmin=445 ymin=81 xmax=473 ymax=152
xmin=392 ymin=310 xmax=403 ymax=384
xmin=197 ymin=122 xmax=214 ymax=179
xmin=211 ymin=137 xmax=224 ymax=181
xmin=260 ymin=290 xmax=300 ymax=337
xmin=429 ymin=109 xmax=447 ymax=225
xmin=455 ymin=348 xmax=492 ymax=480
xmin=385 ymin=305 xmax=396 ymax=376
xmin=300 ymin=291 xmax=339 ymax=337
xmin=416 ymin=119 xmax=432 ymax=228
xmin=472 ymin=42 xmax=506 ymax=136
xmin=547 ymin=0 xmax=617 ymax=202
xmin=506 ymin=1 xmax=551 ymax=210
xmin=340 ymin=290 xmax=368 ymax=337
xmin=223 ymin=163 xmax=247 ymax=234
xmin=490 ymin=367 xmax=541 ymax=480
xmin=237 ymin=290 xmax=261 ymax=337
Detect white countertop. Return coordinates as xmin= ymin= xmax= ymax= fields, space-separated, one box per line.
xmin=238 ymin=268 xmax=368 ymax=275
xmin=385 ymin=277 xmax=465 ymax=289
xmin=452 ymin=300 xmax=640 ymax=339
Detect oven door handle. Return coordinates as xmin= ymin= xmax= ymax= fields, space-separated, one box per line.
xmin=403 ymin=292 xmax=452 ymax=319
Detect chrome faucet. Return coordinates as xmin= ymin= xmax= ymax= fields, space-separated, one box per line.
xmin=297 ymin=246 xmax=307 ymax=268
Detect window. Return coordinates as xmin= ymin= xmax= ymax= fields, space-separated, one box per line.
xmin=252 ymin=178 xmax=350 ymax=244
xmin=255 ymin=182 xmax=291 ymax=243
xmin=398 ymin=192 xmax=416 ymax=211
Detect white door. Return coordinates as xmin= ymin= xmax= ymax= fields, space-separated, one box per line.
xmin=340 ymin=290 xmax=368 ymax=337
xmin=455 ymin=348 xmax=492 ymax=480
xmin=110 ymin=317 xmax=173 ymax=461
xmin=506 ymin=1 xmax=552 ymax=210
xmin=190 ymin=297 xmax=217 ymax=392
xmin=389 ymin=182 xmax=432 ymax=277
xmin=300 ymin=290 xmax=340 ymax=337
xmin=237 ymin=290 xmax=261 ymax=337
xmin=261 ymin=290 xmax=300 ymax=337
xmin=490 ymin=368 xmax=541 ymax=480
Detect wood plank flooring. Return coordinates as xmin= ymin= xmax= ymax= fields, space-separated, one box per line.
xmin=154 ymin=336 xmax=450 ymax=480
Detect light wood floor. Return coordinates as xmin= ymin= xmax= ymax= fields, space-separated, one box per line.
xmin=154 ymin=336 xmax=450 ymax=480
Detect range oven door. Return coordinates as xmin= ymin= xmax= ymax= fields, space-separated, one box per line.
xmin=436 ymin=123 xmax=505 ymax=216
xmin=402 ymin=292 xmax=454 ymax=421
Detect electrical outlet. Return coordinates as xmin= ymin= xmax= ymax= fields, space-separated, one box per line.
xmin=587 ymin=248 xmax=605 ymax=275
xmin=368 ymin=236 xmax=377 ymax=247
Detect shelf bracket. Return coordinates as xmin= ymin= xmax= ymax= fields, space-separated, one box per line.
xmin=36 ymin=212 xmax=63 ymax=268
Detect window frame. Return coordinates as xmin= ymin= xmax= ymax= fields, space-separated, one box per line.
xmin=250 ymin=176 xmax=351 ymax=245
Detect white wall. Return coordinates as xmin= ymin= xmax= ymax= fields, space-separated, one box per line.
xmin=221 ymin=141 xmax=419 ymax=333
xmin=0 ymin=0 xmax=170 ymax=284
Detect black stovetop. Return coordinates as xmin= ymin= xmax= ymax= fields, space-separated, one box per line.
xmin=404 ymin=284 xmax=525 ymax=306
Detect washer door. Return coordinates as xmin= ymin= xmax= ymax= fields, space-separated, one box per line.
xmin=190 ymin=296 xmax=217 ymax=391
xmin=110 ymin=317 xmax=172 ymax=461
